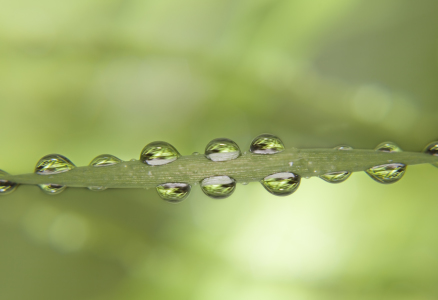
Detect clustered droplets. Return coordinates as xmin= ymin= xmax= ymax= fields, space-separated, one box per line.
xmin=2 ymin=137 xmax=437 ymax=199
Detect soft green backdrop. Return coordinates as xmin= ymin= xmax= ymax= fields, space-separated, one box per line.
xmin=1 ymin=0 xmax=438 ymax=299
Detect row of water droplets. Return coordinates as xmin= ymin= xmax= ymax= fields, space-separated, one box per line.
xmin=1 ymin=136 xmax=438 ymax=202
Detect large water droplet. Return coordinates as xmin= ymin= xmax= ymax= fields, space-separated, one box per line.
xmin=205 ymin=138 xmax=240 ymax=162
xmin=250 ymin=134 xmax=285 ymax=155
xmin=366 ymin=163 xmax=406 ymax=184
xmin=89 ymin=154 xmax=122 ymax=167
xmin=375 ymin=141 xmax=402 ymax=152
xmin=261 ymin=172 xmax=300 ymax=196
xmin=320 ymin=171 xmax=351 ymax=184
xmin=140 ymin=141 xmax=181 ymax=166
xmin=39 ymin=184 xmax=67 ymax=195
xmin=35 ymin=154 xmax=75 ymax=175
xmin=0 ymin=170 xmax=18 ymax=195
xmin=200 ymin=176 xmax=236 ymax=199
xmin=156 ymin=183 xmax=191 ymax=203
xmin=424 ymin=141 xmax=438 ymax=167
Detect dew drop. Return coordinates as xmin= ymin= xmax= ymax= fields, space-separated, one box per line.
xmin=0 ymin=170 xmax=18 ymax=195
xmin=200 ymin=176 xmax=236 ymax=199
xmin=241 ymin=182 xmax=248 ymax=185
xmin=156 ymin=183 xmax=191 ymax=203
xmin=192 ymin=152 xmax=200 ymax=156
xmin=89 ymin=154 xmax=123 ymax=167
xmin=35 ymin=154 xmax=75 ymax=175
xmin=35 ymin=154 xmax=75 ymax=195
xmin=424 ymin=141 xmax=438 ymax=156
xmin=88 ymin=186 xmax=107 ymax=191
xmin=39 ymin=184 xmax=66 ymax=195
xmin=205 ymin=138 xmax=240 ymax=162
xmin=289 ymin=162 xmax=293 ymax=167
xmin=140 ymin=141 xmax=181 ymax=166
xmin=250 ymin=134 xmax=285 ymax=155
xmin=320 ymin=171 xmax=351 ymax=184
xmin=148 ymin=171 xmax=152 ymax=176
xmin=335 ymin=145 xmax=353 ymax=151
xmin=365 ymin=163 xmax=406 ymax=184
xmin=261 ymin=172 xmax=300 ymax=196
xmin=375 ymin=141 xmax=402 ymax=152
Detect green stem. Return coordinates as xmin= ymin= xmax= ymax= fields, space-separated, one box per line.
xmin=3 ymin=149 xmax=437 ymax=188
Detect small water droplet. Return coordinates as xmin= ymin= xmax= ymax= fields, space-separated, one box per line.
xmin=424 ymin=141 xmax=438 ymax=156
xmin=156 ymin=183 xmax=191 ymax=203
xmin=200 ymin=176 xmax=236 ymax=199
xmin=261 ymin=172 xmax=300 ymax=196
xmin=205 ymin=138 xmax=240 ymax=162
xmin=39 ymin=184 xmax=66 ymax=195
xmin=241 ymin=182 xmax=248 ymax=185
xmin=130 ymin=158 xmax=136 ymax=162
xmin=140 ymin=141 xmax=180 ymax=166
xmin=375 ymin=141 xmax=402 ymax=152
xmin=148 ymin=171 xmax=152 ymax=176
xmin=0 ymin=170 xmax=18 ymax=195
xmin=366 ymin=163 xmax=406 ymax=184
xmin=289 ymin=162 xmax=293 ymax=167
xmin=250 ymin=134 xmax=285 ymax=155
xmin=192 ymin=152 xmax=200 ymax=156
xmin=89 ymin=154 xmax=123 ymax=167
xmin=335 ymin=145 xmax=353 ymax=151
xmin=35 ymin=154 xmax=75 ymax=175
xmin=320 ymin=171 xmax=351 ymax=183
xmin=88 ymin=186 xmax=107 ymax=191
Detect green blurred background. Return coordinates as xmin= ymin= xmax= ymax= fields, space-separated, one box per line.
xmin=1 ymin=0 xmax=438 ymax=299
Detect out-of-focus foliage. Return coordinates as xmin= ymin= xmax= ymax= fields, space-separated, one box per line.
xmin=1 ymin=0 xmax=438 ymax=299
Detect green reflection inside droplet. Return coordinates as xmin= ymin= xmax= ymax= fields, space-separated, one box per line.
xmin=375 ymin=141 xmax=402 ymax=153
xmin=261 ymin=172 xmax=300 ymax=196
xmin=201 ymin=176 xmax=236 ymax=199
xmin=89 ymin=154 xmax=122 ymax=167
xmin=205 ymin=138 xmax=240 ymax=162
xmin=156 ymin=183 xmax=191 ymax=203
xmin=0 ymin=170 xmax=18 ymax=195
xmin=39 ymin=184 xmax=67 ymax=195
xmin=365 ymin=163 xmax=406 ymax=184
xmin=250 ymin=134 xmax=285 ymax=155
xmin=140 ymin=141 xmax=181 ymax=166
xmin=320 ymin=171 xmax=351 ymax=183
xmin=35 ymin=154 xmax=75 ymax=175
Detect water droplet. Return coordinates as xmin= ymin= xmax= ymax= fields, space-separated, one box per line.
xmin=192 ymin=152 xmax=200 ymax=156
xmin=424 ymin=141 xmax=438 ymax=156
xmin=200 ymin=176 xmax=236 ymax=199
xmin=205 ymin=138 xmax=240 ymax=162
xmin=366 ymin=163 xmax=406 ymax=184
xmin=0 ymin=170 xmax=18 ymax=195
xmin=320 ymin=171 xmax=351 ymax=183
xmin=250 ymin=134 xmax=285 ymax=155
xmin=335 ymin=145 xmax=353 ymax=151
xmin=375 ymin=141 xmax=402 ymax=152
xmin=156 ymin=183 xmax=191 ymax=203
xmin=39 ymin=184 xmax=66 ymax=195
xmin=140 ymin=141 xmax=180 ymax=166
xmin=88 ymin=186 xmax=107 ymax=191
xmin=289 ymin=162 xmax=293 ymax=167
xmin=35 ymin=154 xmax=75 ymax=175
xmin=261 ymin=172 xmax=300 ymax=196
xmin=89 ymin=154 xmax=123 ymax=167
xmin=241 ymin=182 xmax=248 ymax=185
xmin=148 ymin=171 xmax=152 ymax=176
xmin=130 ymin=158 xmax=136 ymax=162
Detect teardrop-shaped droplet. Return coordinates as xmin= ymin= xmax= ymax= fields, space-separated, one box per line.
xmin=140 ymin=141 xmax=181 ymax=166
xmin=365 ymin=163 xmax=406 ymax=184
xmin=200 ymin=176 xmax=236 ymax=199
xmin=0 ymin=170 xmax=18 ymax=195
xmin=375 ymin=141 xmax=402 ymax=153
xmin=424 ymin=141 xmax=438 ymax=168
xmin=89 ymin=154 xmax=122 ymax=167
xmin=335 ymin=145 xmax=353 ymax=151
xmin=250 ymin=134 xmax=285 ymax=155
xmin=35 ymin=154 xmax=75 ymax=175
xmin=205 ymin=138 xmax=240 ymax=162
xmin=156 ymin=183 xmax=191 ymax=203
xmin=38 ymin=184 xmax=66 ymax=195
xmin=319 ymin=171 xmax=351 ymax=183
xmin=261 ymin=172 xmax=300 ymax=196
xmin=88 ymin=186 xmax=107 ymax=191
